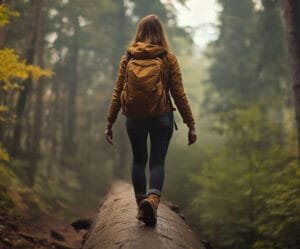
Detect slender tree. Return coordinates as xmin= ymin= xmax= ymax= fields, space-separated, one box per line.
xmin=29 ymin=0 xmax=45 ymax=186
xmin=11 ymin=0 xmax=41 ymax=157
xmin=282 ymin=0 xmax=300 ymax=159
xmin=64 ymin=13 xmax=79 ymax=155
xmin=112 ymin=0 xmax=128 ymax=179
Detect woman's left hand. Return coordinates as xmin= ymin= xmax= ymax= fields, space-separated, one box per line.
xmin=105 ymin=124 xmax=113 ymax=145
xmin=188 ymin=126 xmax=197 ymax=146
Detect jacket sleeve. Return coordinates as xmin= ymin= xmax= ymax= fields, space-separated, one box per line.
xmin=106 ymin=55 xmax=127 ymax=125
xmin=168 ymin=54 xmax=195 ymax=128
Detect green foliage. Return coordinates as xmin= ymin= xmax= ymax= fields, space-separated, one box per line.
xmin=190 ymin=104 xmax=299 ymax=249
xmin=2 ymin=2 xmax=298 ymax=249
xmin=0 ymin=5 xmax=52 ymax=84
xmin=0 ymin=151 xmax=54 ymax=217
xmin=187 ymin=0 xmax=298 ymax=247
xmin=165 ymin=143 xmax=201 ymax=209
xmin=254 ymin=160 xmax=300 ymax=249
xmin=0 ymin=3 xmax=52 ymax=215
xmin=205 ymin=0 xmax=257 ymax=109
xmin=0 ymin=164 xmax=15 ymax=211
xmin=0 ymin=144 xmax=15 ymax=211
xmin=0 ymin=5 xmax=52 ymax=128
xmin=0 ymin=144 xmax=10 ymax=163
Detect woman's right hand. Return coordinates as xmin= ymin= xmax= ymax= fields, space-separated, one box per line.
xmin=105 ymin=123 xmax=113 ymax=145
xmin=188 ymin=126 xmax=197 ymax=146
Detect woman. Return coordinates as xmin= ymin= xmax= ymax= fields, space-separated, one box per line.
xmin=105 ymin=14 xmax=196 ymax=226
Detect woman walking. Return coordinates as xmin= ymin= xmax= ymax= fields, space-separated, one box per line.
xmin=105 ymin=14 xmax=196 ymax=226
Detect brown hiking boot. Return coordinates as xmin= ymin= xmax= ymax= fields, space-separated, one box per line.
xmin=135 ymin=195 xmax=147 ymax=221
xmin=139 ymin=193 xmax=160 ymax=225
xmin=136 ymin=208 xmax=143 ymax=221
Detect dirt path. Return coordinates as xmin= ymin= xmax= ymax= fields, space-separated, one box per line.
xmin=0 ymin=210 xmax=88 ymax=249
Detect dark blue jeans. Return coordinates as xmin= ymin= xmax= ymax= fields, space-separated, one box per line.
xmin=125 ymin=111 xmax=174 ymax=198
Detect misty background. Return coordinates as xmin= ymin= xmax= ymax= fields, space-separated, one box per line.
xmin=0 ymin=1 xmax=299 ymax=249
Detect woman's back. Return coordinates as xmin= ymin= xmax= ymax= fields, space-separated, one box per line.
xmin=107 ymin=41 xmax=195 ymax=127
xmin=105 ymin=14 xmax=196 ymax=226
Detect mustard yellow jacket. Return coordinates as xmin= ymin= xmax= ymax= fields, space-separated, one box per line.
xmin=106 ymin=42 xmax=195 ymax=128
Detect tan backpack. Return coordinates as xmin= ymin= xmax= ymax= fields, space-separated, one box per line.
xmin=120 ymin=53 xmax=169 ymax=118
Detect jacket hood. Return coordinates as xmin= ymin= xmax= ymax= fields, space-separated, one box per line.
xmin=127 ymin=42 xmax=167 ymax=59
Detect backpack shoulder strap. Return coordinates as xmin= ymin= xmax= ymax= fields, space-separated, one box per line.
xmin=126 ymin=51 xmax=134 ymax=61
xmin=123 ymin=52 xmax=134 ymax=86
xmin=163 ymin=52 xmax=178 ymax=130
xmin=157 ymin=51 xmax=167 ymax=60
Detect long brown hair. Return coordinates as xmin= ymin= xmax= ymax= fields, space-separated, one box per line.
xmin=130 ymin=14 xmax=170 ymax=51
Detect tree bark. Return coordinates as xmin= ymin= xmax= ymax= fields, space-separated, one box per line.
xmin=11 ymin=0 xmax=41 ymax=157
xmin=282 ymin=0 xmax=300 ymax=159
xmin=112 ymin=0 xmax=128 ymax=179
xmin=64 ymin=14 xmax=79 ymax=156
xmin=28 ymin=0 xmax=45 ymax=187
xmin=82 ymin=181 xmax=206 ymax=249
xmin=47 ymin=68 xmax=63 ymax=178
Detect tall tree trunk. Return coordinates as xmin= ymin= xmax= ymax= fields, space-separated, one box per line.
xmin=64 ymin=15 xmax=79 ymax=156
xmin=47 ymin=65 xmax=63 ymax=180
xmin=282 ymin=0 xmax=300 ymax=159
xmin=0 ymin=90 xmax=7 ymax=144
xmin=11 ymin=0 xmax=40 ymax=157
xmin=47 ymin=77 xmax=59 ymax=180
xmin=112 ymin=0 xmax=128 ymax=179
xmin=28 ymin=0 xmax=45 ymax=187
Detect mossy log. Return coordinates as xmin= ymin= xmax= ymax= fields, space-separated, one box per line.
xmin=82 ymin=180 xmax=206 ymax=249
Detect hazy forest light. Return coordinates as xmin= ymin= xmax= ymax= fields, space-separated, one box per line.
xmin=174 ymin=0 xmax=218 ymax=47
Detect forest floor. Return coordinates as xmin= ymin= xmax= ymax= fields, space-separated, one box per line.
xmin=0 ymin=181 xmax=210 ymax=249
xmin=0 ymin=210 xmax=92 ymax=249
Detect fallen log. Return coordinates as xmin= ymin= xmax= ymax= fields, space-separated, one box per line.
xmin=82 ymin=180 xmax=206 ymax=249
